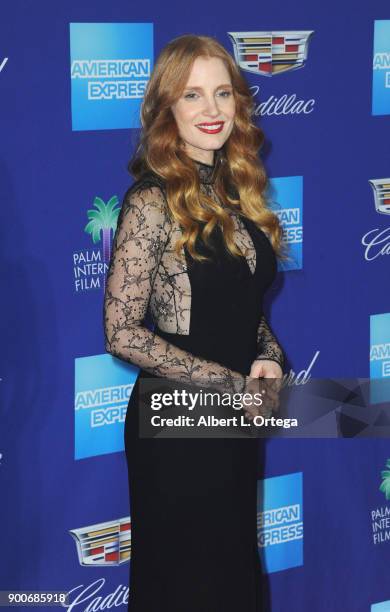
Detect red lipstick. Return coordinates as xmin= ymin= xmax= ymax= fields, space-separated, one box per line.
xmin=195 ymin=121 xmax=225 ymax=134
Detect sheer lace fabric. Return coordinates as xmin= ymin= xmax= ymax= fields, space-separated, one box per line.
xmin=103 ymin=159 xmax=284 ymax=395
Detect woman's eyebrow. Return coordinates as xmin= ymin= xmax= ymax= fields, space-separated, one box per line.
xmin=183 ymin=84 xmax=233 ymax=91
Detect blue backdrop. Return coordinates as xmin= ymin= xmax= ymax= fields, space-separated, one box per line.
xmin=1 ymin=2 xmax=390 ymax=610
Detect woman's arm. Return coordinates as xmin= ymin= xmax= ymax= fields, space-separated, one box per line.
xmin=254 ymin=315 xmax=285 ymax=371
xmin=103 ymin=183 xmax=246 ymax=395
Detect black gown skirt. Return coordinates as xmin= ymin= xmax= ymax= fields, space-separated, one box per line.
xmin=124 ymin=217 xmax=277 ymax=611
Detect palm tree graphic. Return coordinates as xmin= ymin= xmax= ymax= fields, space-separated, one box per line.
xmin=84 ymin=196 xmax=120 ymax=289
xmin=379 ymin=458 xmax=390 ymax=500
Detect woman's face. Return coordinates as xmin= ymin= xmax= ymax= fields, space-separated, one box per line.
xmin=171 ymin=56 xmax=236 ymax=165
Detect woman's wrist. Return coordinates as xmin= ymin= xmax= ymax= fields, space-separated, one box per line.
xmin=215 ymin=372 xmax=247 ymax=396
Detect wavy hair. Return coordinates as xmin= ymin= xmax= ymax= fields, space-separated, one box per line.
xmin=129 ymin=34 xmax=289 ymax=263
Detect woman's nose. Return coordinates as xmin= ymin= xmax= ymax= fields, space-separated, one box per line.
xmin=202 ymin=95 xmax=220 ymax=116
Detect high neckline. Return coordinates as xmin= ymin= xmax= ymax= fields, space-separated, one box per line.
xmin=190 ymin=149 xmax=224 ymax=185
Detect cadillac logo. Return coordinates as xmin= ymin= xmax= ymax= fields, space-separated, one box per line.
xmin=227 ymin=30 xmax=314 ymax=76
xmin=69 ymin=517 xmax=131 ymax=566
xmin=369 ymin=178 xmax=390 ymax=215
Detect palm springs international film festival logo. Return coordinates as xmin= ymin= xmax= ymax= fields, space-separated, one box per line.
xmin=361 ymin=178 xmax=390 ymax=262
xmin=372 ymin=20 xmax=390 ymax=116
xmin=73 ymin=195 xmax=120 ymax=293
xmin=370 ymin=459 xmax=390 ymax=546
xmin=70 ymin=23 xmax=153 ymax=131
xmin=69 ymin=516 xmax=131 ymax=566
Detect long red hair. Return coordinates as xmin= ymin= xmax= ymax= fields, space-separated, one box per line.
xmin=129 ymin=34 xmax=288 ymax=263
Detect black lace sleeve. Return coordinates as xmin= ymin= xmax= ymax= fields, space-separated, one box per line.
xmin=255 ymin=315 xmax=285 ymax=371
xmin=103 ymin=182 xmax=246 ymax=395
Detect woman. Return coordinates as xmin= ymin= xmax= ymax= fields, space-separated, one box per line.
xmin=104 ymin=34 xmax=286 ymax=612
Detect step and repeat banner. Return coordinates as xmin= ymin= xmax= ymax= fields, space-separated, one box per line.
xmin=1 ymin=1 xmax=390 ymax=610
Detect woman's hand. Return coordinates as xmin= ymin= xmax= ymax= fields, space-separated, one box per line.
xmin=243 ymin=360 xmax=283 ymax=421
xmin=249 ymin=359 xmax=283 ymax=379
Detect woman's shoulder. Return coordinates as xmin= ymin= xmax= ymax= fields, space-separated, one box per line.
xmin=124 ymin=171 xmax=167 ymax=201
xmin=121 ymin=172 xmax=172 ymax=228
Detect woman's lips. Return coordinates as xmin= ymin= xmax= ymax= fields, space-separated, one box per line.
xmin=195 ymin=122 xmax=224 ymax=134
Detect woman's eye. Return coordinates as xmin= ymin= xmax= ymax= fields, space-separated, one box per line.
xmin=184 ymin=90 xmax=232 ymax=100
xmin=218 ymin=90 xmax=232 ymax=97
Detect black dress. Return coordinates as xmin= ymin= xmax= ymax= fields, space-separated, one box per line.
xmin=122 ymin=166 xmax=278 ymax=611
xmin=103 ymin=151 xmax=284 ymax=611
